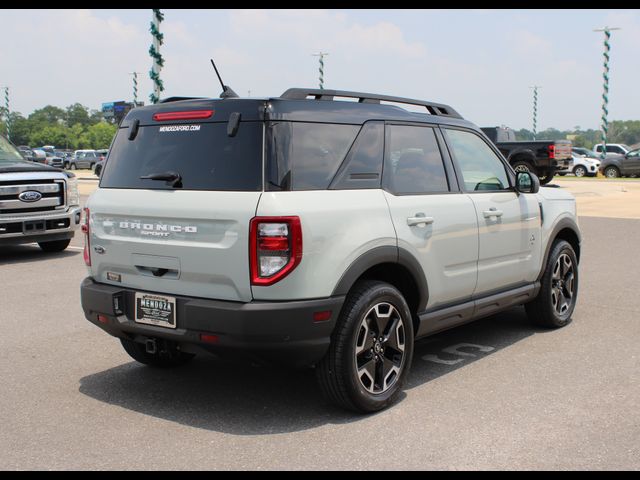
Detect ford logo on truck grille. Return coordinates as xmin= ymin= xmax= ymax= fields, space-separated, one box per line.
xmin=18 ymin=191 xmax=43 ymax=202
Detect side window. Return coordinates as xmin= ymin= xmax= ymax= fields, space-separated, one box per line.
xmin=330 ymin=122 xmax=384 ymax=190
xmin=595 ymin=145 xmax=603 ymax=153
xmin=266 ymin=122 xmax=360 ymax=191
xmin=385 ymin=125 xmax=449 ymax=195
xmin=444 ymin=128 xmax=510 ymax=192
xmin=608 ymin=146 xmax=623 ymax=154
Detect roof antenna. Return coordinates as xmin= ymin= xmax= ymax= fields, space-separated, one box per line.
xmin=210 ymin=59 xmax=239 ymax=99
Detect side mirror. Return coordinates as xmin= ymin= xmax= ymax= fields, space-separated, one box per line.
xmin=515 ymin=171 xmax=540 ymax=194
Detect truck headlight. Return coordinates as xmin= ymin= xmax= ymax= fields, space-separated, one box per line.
xmin=67 ymin=176 xmax=80 ymax=207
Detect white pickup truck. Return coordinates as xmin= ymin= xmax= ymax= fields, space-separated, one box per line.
xmin=0 ymin=134 xmax=81 ymax=251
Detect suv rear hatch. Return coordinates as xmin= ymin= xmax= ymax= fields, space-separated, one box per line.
xmin=87 ymin=100 xmax=265 ymax=302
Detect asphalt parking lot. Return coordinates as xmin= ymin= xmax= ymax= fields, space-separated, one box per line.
xmin=0 ymin=181 xmax=639 ymax=470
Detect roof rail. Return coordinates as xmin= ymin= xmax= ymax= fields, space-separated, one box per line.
xmin=159 ymin=96 xmax=206 ymax=103
xmin=280 ymin=88 xmax=463 ymax=119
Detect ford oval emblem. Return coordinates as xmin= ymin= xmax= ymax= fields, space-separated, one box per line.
xmin=18 ymin=190 xmax=43 ymax=203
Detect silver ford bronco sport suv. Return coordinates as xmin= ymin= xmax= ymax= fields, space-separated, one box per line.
xmin=80 ymin=88 xmax=580 ymax=413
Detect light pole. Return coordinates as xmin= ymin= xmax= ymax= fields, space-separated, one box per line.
xmin=594 ymin=26 xmax=621 ymax=160
xmin=312 ymin=52 xmax=329 ymax=90
xmin=2 ymin=86 xmax=10 ymax=141
xmin=529 ymin=85 xmax=541 ymax=140
xmin=130 ymin=72 xmax=142 ymax=107
xmin=149 ymin=9 xmax=165 ymax=104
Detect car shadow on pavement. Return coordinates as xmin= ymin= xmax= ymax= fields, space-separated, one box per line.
xmin=78 ymin=305 xmax=553 ymax=435
xmin=0 ymin=244 xmax=79 ymax=265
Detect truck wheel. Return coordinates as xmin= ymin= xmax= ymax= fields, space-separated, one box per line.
xmin=63 ymin=162 xmax=69 ymax=169
xmin=38 ymin=239 xmax=71 ymax=252
xmin=70 ymin=164 xmax=77 ymax=170
xmin=120 ymin=338 xmax=195 ymax=368
xmin=573 ymin=165 xmax=587 ymax=177
xmin=526 ymin=239 xmax=578 ymax=328
xmin=604 ymin=166 xmax=620 ymax=178
xmin=511 ymin=161 xmax=533 ymax=174
xmin=316 ymin=280 xmax=414 ymax=413
xmin=95 ymin=165 xmax=102 ymax=177
xmin=538 ymin=173 xmax=554 ymax=185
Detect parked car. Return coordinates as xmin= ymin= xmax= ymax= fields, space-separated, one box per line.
xmin=43 ymin=150 xmax=64 ymax=168
xmin=557 ymin=152 xmax=601 ymax=177
xmin=593 ymin=143 xmax=632 ymax=158
xmin=18 ymin=148 xmax=37 ymax=162
xmin=481 ymin=126 xmax=572 ymax=184
xmin=0 ymin=133 xmax=81 ymax=252
xmin=80 ymin=87 xmax=581 ymax=413
xmin=31 ymin=149 xmax=47 ymax=164
xmin=572 ymin=147 xmax=600 ymax=160
xmin=67 ymin=150 xmax=100 ymax=170
xmin=93 ymin=157 xmax=107 ymax=177
xmin=599 ymin=148 xmax=640 ymax=178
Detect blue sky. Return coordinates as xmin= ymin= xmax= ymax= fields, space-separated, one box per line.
xmin=2 ymin=9 xmax=639 ymax=131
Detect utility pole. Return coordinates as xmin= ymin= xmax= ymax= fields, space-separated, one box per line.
xmin=529 ymin=86 xmax=541 ymax=141
xmin=312 ymin=52 xmax=329 ymax=90
xmin=2 ymin=87 xmax=10 ymax=141
xmin=130 ymin=72 xmax=142 ymax=107
xmin=149 ymin=9 xmax=165 ymax=104
xmin=594 ymin=26 xmax=621 ymax=160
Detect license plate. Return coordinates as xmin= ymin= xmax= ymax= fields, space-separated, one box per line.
xmin=134 ymin=292 xmax=176 ymax=329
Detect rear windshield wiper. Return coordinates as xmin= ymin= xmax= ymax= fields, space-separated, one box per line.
xmin=140 ymin=171 xmax=182 ymax=188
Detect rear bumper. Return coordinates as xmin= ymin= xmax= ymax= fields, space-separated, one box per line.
xmin=80 ymin=277 xmax=345 ymax=367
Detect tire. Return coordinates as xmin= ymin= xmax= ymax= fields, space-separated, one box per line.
xmin=38 ymin=239 xmax=71 ymax=252
xmin=511 ymin=161 xmax=533 ymax=174
xmin=63 ymin=162 xmax=69 ymax=169
xmin=70 ymin=163 xmax=77 ymax=170
xmin=573 ymin=165 xmax=587 ymax=178
xmin=539 ymin=173 xmax=554 ymax=185
xmin=120 ymin=338 xmax=195 ymax=368
xmin=90 ymin=163 xmax=95 ymax=170
xmin=95 ymin=165 xmax=102 ymax=177
xmin=526 ymin=239 xmax=578 ymax=328
xmin=316 ymin=280 xmax=414 ymax=413
xmin=557 ymin=172 xmax=567 ymax=176
xmin=604 ymin=166 xmax=620 ymax=178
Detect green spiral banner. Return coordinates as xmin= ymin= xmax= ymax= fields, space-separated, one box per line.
xmin=533 ymin=87 xmax=538 ymax=139
xmin=4 ymin=87 xmax=10 ymax=142
xmin=149 ymin=9 xmax=164 ymax=104
xmin=600 ymin=29 xmax=611 ymax=161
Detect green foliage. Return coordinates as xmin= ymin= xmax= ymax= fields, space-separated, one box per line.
xmin=1 ymin=103 xmax=117 ymax=149
xmin=514 ymin=121 xmax=640 ymax=148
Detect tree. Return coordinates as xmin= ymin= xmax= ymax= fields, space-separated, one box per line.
xmin=65 ymin=103 xmax=91 ymax=127
xmin=82 ymin=122 xmax=117 ymax=149
xmin=28 ymin=105 xmax=66 ymax=126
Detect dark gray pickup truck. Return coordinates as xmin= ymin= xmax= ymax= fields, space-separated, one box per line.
xmin=481 ymin=126 xmax=572 ymax=185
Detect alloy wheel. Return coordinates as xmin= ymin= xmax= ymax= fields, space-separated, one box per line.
xmin=551 ymin=253 xmax=575 ymax=316
xmin=354 ymin=302 xmax=406 ymax=395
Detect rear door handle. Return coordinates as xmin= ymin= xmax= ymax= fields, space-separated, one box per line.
xmin=407 ymin=214 xmax=434 ymax=226
xmin=483 ymin=208 xmax=504 ymax=218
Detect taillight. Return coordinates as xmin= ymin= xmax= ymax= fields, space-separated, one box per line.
xmin=249 ymin=216 xmax=302 ymax=286
xmin=548 ymin=144 xmax=556 ymax=159
xmin=82 ymin=207 xmax=91 ymax=266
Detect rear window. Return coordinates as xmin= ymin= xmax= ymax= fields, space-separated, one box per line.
xmin=100 ymin=122 xmax=263 ymax=191
xmin=266 ymin=122 xmax=360 ymax=191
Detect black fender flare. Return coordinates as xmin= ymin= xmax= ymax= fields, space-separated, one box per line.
xmin=537 ymin=216 xmax=582 ymax=281
xmin=508 ymin=149 xmax=537 ymax=167
xmin=331 ymin=245 xmax=429 ymax=312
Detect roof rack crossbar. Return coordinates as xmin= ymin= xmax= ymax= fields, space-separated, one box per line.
xmin=280 ymin=88 xmax=462 ymax=119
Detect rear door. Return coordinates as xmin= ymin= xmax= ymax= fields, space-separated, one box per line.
xmin=88 ymin=119 xmax=264 ymax=302
xmin=622 ymin=150 xmax=640 ymax=175
xmin=382 ymin=123 xmax=479 ymax=310
xmin=442 ymin=127 xmax=542 ymax=296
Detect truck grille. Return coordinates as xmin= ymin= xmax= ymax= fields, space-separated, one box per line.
xmin=0 ymin=179 xmax=66 ymax=215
